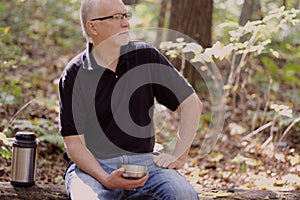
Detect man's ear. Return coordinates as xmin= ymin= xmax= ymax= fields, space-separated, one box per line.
xmin=86 ymin=21 xmax=98 ymax=36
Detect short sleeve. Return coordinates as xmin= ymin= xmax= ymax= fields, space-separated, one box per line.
xmin=58 ymin=64 xmax=86 ymax=137
xmin=150 ymin=47 xmax=194 ymax=111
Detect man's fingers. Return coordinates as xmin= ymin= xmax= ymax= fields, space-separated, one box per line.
xmin=153 ymin=153 xmax=177 ymax=168
xmin=116 ymin=167 xmax=125 ymax=174
xmin=168 ymin=161 xmax=180 ymax=169
xmin=122 ymin=173 xmax=149 ymax=189
xmin=153 ymin=154 xmax=162 ymax=166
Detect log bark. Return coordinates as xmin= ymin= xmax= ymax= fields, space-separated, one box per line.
xmin=1 ymin=182 xmax=300 ymax=200
xmin=198 ymin=188 xmax=300 ymax=200
xmin=123 ymin=0 xmax=139 ymax=5
xmin=0 ymin=182 xmax=68 ymax=200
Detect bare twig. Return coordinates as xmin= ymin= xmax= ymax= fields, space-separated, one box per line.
xmin=242 ymin=121 xmax=273 ymax=141
xmin=270 ymin=116 xmax=277 ymax=138
xmin=251 ymin=98 xmax=261 ymax=131
xmin=180 ymin=52 xmax=186 ymax=75
xmin=262 ymin=116 xmax=277 ymax=148
xmin=260 ymin=76 xmax=272 ymax=126
xmin=3 ymin=99 xmax=36 ymax=133
xmin=262 ymin=135 xmax=273 ymax=148
xmin=227 ymin=52 xmax=236 ymax=85
xmin=278 ymin=116 xmax=300 ymax=143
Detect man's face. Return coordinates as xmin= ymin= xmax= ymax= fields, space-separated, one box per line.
xmin=90 ymin=0 xmax=130 ymax=47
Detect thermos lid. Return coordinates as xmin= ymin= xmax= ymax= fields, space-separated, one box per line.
xmin=13 ymin=132 xmax=37 ymax=147
xmin=15 ymin=132 xmax=36 ymax=141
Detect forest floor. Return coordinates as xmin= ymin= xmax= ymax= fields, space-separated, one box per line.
xmin=1 ymin=107 xmax=300 ymax=194
xmin=1 ymin=52 xmax=300 ymax=198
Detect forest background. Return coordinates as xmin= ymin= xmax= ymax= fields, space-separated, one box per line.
xmin=0 ymin=0 xmax=300 ymax=193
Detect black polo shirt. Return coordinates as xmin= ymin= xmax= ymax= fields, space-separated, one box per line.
xmin=58 ymin=41 xmax=194 ymax=159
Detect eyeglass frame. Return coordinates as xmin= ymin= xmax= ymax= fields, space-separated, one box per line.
xmin=90 ymin=12 xmax=132 ymax=22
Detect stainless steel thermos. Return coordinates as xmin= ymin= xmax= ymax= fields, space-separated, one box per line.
xmin=11 ymin=131 xmax=37 ymax=187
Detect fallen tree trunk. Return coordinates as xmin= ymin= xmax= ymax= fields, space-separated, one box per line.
xmin=197 ymin=188 xmax=300 ymax=200
xmin=0 ymin=182 xmax=68 ymax=200
xmin=1 ymin=182 xmax=300 ymax=200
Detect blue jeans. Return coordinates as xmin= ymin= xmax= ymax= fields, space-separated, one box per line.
xmin=65 ymin=153 xmax=199 ymax=200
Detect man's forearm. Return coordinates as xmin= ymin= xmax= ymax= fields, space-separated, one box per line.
xmin=173 ymin=93 xmax=202 ymax=159
xmin=64 ymin=135 xmax=109 ymax=183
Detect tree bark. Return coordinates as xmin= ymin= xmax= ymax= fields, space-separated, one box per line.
xmin=123 ymin=0 xmax=139 ymax=5
xmin=155 ymin=0 xmax=169 ymax=47
xmin=168 ymin=0 xmax=213 ymax=89
xmin=282 ymin=0 xmax=287 ymax=8
xmin=239 ymin=0 xmax=262 ymax=26
xmin=169 ymin=0 xmax=212 ymax=48
xmin=1 ymin=182 xmax=300 ymax=200
xmin=0 ymin=182 xmax=68 ymax=200
xmin=295 ymin=0 xmax=300 ymax=9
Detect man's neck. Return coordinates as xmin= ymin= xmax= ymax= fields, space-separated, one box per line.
xmin=92 ymin=42 xmax=121 ymax=72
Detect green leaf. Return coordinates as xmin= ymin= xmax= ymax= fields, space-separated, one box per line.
xmin=37 ymin=134 xmax=64 ymax=149
xmin=283 ymin=62 xmax=300 ymax=73
xmin=270 ymin=49 xmax=280 ymax=58
xmin=0 ymin=3 xmax=6 ymax=11
xmin=282 ymin=75 xmax=300 ymax=85
xmin=260 ymin=57 xmax=279 ymax=78
xmin=0 ymin=133 xmax=7 ymax=143
xmin=201 ymin=113 xmax=211 ymax=123
xmin=240 ymin=164 xmax=247 ymax=173
xmin=12 ymin=86 xmax=22 ymax=97
xmin=1 ymin=146 xmax=10 ymax=159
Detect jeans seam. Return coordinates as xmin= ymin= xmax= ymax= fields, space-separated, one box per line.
xmin=131 ymin=188 xmax=159 ymax=200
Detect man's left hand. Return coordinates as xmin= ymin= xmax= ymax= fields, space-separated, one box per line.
xmin=152 ymin=153 xmax=187 ymax=169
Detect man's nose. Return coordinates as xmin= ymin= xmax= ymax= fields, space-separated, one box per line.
xmin=121 ymin=17 xmax=130 ymax=27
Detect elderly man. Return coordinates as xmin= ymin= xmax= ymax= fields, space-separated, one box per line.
xmin=58 ymin=0 xmax=202 ymax=199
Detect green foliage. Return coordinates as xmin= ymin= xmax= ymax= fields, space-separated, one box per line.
xmin=13 ymin=118 xmax=64 ymax=148
xmin=0 ymin=0 xmax=82 ymax=106
xmin=0 ymin=0 xmax=81 ymax=55
xmin=1 ymin=146 xmax=10 ymax=160
xmin=128 ymin=1 xmax=160 ymax=41
xmin=281 ymin=62 xmax=300 ymax=85
xmin=0 ymin=0 xmax=82 ymax=159
xmin=0 ymin=25 xmax=23 ymax=108
xmin=0 ymin=131 xmax=13 ymax=159
xmin=160 ymin=7 xmax=300 ymax=146
xmin=260 ymin=57 xmax=280 ymax=78
xmin=0 ymin=116 xmax=65 ymax=159
xmin=37 ymin=134 xmax=64 ymax=149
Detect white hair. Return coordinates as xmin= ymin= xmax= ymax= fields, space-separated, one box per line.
xmin=80 ymin=0 xmax=101 ymax=42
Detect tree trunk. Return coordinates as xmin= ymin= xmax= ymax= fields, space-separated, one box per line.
xmin=295 ymin=0 xmax=299 ymax=9
xmin=123 ymin=0 xmax=139 ymax=5
xmin=0 ymin=182 xmax=68 ymax=200
xmin=239 ymin=0 xmax=262 ymax=26
xmin=234 ymin=0 xmax=262 ymax=74
xmin=282 ymin=0 xmax=287 ymax=8
xmin=168 ymin=0 xmax=213 ymax=89
xmin=155 ymin=0 xmax=169 ymax=47
xmin=1 ymin=182 xmax=300 ymax=200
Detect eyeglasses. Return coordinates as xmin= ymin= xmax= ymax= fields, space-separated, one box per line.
xmin=90 ymin=12 xmax=132 ymax=22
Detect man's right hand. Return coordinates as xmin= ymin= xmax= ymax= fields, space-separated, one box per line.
xmin=102 ymin=168 xmax=149 ymax=190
